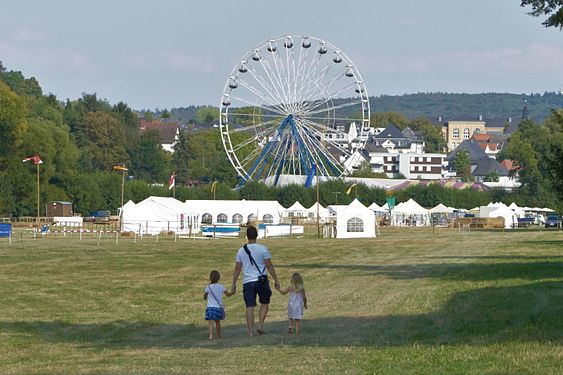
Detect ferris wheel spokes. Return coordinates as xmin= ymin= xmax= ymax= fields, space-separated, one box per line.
xmin=219 ymin=35 xmax=370 ymax=186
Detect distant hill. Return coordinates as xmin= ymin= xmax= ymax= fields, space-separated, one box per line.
xmin=371 ymin=92 xmax=563 ymax=122
xmin=168 ymin=92 xmax=563 ymax=125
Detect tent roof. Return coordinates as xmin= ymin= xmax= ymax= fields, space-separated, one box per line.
xmin=287 ymin=201 xmax=307 ymax=211
xmin=392 ymin=198 xmax=428 ymax=214
xmin=430 ymin=203 xmax=453 ymax=213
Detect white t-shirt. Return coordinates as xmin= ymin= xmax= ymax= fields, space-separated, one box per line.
xmin=235 ymin=243 xmax=271 ymax=284
xmin=205 ymin=283 xmax=226 ymax=308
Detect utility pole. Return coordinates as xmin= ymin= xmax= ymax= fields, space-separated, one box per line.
xmin=332 ymin=191 xmax=340 ymax=205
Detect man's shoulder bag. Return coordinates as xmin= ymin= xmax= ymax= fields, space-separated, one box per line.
xmin=243 ymin=244 xmax=268 ymax=283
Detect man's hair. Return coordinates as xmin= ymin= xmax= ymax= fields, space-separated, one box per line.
xmin=246 ymin=226 xmax=258 ymax=240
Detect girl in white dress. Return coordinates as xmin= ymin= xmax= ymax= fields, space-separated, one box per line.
xmin=277 ymin=272 xmax=307 ymax=335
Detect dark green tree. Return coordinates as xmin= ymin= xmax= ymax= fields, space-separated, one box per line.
xmin=521 ymin=0 xmax=563 ymax=29
xmin=195 ymin=106 xmax=219 ymax=125
xmin=454 ymin=151 xmax=473 ymax=182
xmin=130 ymin=130 xmax=171 ymax=182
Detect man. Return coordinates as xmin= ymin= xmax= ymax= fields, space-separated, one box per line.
xmin=231 ymin=226 xmax=280 ymax=336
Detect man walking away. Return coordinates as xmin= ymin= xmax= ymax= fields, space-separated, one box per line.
xmin=231 ymin=226 xmax=280 ymax=336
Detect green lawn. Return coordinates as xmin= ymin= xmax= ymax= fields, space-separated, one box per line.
xmin=0 ymin=229 xmax=562 ymax=374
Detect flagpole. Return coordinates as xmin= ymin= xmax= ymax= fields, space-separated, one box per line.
xmin=120 ymin=169 xmax=125 ymax=217
xmin=316 ymin=162 xmax=320 ymax=238
xmin=36 ymin=162 xmax=40 ymax=225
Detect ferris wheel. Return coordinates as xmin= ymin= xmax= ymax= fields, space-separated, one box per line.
xmin=219 ymin=35 xmax=370 ymax=186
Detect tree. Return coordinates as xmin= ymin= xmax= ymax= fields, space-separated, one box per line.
xmin=195 ymin=106 xmax=219 ymax=125
xmin=454 ymin=151 xmax=473 ymax=182
xmin=0 ymin=82 xmax=27 ymax=162
xmin=483 ymin=171 xmax=500 ymax=182
xmin=130 ymin=130 xmax=171 ymax=182
xmin=521 ymin=0 xmax=563 ymax=29
xmin=172 ymin=130 xmax=190 ymax=185
xmin=161 ymin=108 xmax=171 ymax=119
xmin=370 ymin=112 xmax=409 ymax=129
xmin=80 ymin=112 xmax=129 ymax=172
xmin=350 ymin=160 xmax=382 ymax=178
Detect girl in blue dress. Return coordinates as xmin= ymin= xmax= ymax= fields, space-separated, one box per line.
xmin=204 ymin=270 xmax=235 ymax=340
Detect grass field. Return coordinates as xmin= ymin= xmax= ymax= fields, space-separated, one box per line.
xmin=1 ymin=228 xmax=562 ymax=374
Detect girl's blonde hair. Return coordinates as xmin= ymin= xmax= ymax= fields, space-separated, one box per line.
xmin=290 ymin=272 xmax=304 ymax=291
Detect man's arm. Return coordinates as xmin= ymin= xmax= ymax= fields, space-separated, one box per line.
xmin=264 ymin=258 xmax=280 ymax=290
xmin=232 ymin=262 xmax=242 ymax=293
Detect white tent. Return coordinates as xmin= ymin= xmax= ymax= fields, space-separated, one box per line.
xmin=122 ymin=196 xmax=198 ymax=235
xmin=508 ymin=202 xmax=525 ymax=218
xmin=335 ymin=199 xmax=376 ymax=239
xmin=185 ymin=199 xmax=283 ymax=225
xmin=368 ymin=202 xmax=388 ymax=216
xmin=305 ymin=202 xmax=331 ymax=221
xmin=285 ymin=201 xmax=308 ymax=218
xmin=478 ymin=205 xmax=518 ymax=229
xmin=391 ymin=198 xmax=430 ymax=226
xmin=429 ymin=203 xmax=454 ymax=214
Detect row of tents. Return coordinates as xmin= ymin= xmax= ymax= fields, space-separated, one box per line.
xmin=113 ymin=197 xmax=557 ymax=236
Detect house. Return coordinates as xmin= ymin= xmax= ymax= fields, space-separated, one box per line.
xmin=442 ymin=115 xmax=511 ymax=151
xmin=139 ymin=119 xmax=180 ymax=153
xmin=363 ymin=149 xmax=449 ymax=179
xmin=470 ymin=133 xmax=509 ymax=158
xmin=368 ymin=124 xmax=425 ymax=153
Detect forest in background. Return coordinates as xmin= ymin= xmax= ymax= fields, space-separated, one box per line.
xmin=0 ymin=61 xmax=561 ymax=217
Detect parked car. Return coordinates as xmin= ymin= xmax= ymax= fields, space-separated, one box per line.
xmin=84 ymin=210 xmax=111 ymax=223
xmin=545 ymin=214 xmax=561 ymax=228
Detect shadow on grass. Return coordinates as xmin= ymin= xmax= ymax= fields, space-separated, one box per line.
xmin=278 ymin=261 xmax=563 ymax=281
xmin=2 ymin=282 xmax=562 ymax=348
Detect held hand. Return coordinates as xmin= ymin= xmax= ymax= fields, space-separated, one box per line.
xmin=274 ymin=280 xmax=281 ymax=290
xmin=231 ymin=283 xmax=237 ymax=294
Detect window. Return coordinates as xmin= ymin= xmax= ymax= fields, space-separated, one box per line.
xmin=453 ymin=128 xmax=460 ymax=139
xmin=463 ymin=128 xmax=470 ymax=139
xmin=474 ymin=128 xmax=481 ymax=134
xmin=347 ymin=217 xmax=364 ymax=232
xmin=201 ymin=213 xmax=212 ymax=224
xmin=263 ymin=214 xmax=274 ymax=224
xmin=217 ymin=213 xmax=227 ymax=223
xmin=247 ymin=214 xmax=257 ymax=222
xmin=232 ymin=213 xmax=243 ymax=223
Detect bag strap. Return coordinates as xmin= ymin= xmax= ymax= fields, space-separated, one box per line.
xmin=243 ymin=244 xmax=265 ymax=275
xmin=207 ymin=285 xmax=223 ymax=309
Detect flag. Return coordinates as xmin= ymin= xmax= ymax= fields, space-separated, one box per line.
xmin=386 ymin=197 xmax=396 ymax=211
xmin=113 ymin=165 xmax=128 ymax=171
xmin=23 ymin=154 xmax=43 ymax=165
xmin=346 ymin=183 xmax=357 ymax=195
xmin=304 ymin=163 xmax=316 ymax=187
xmin=210 ymin=181 xmax=217 ymax=193
xmin=168 ymin=173 xmax=176 ymax=190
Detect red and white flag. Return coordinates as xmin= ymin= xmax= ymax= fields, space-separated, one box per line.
xmin=23 ymin=154 xmax=43 ymax=165
xmin=168 ymin=173 xmax=176 ymax=190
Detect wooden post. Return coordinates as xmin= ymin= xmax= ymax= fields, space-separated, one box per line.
xmin=36 ymin=162 xmax=40 ymax=225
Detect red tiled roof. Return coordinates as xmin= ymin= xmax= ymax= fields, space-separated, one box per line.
xmin=472 ymin=134 xmax=490 ymax=142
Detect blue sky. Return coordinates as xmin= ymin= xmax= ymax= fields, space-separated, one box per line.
xmin=1 ymin=0 xmax=562 ymax=109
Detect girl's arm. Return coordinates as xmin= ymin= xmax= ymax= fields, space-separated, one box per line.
xmin=224 ymin=289 xmax=235 ymax=297
xmin=302 ymin=289 xmax=307 ymax=309
xmin=277 ymin=286 xmax=290 ymax=295
xmin=203 ymin=291 xmax=208 ymax=300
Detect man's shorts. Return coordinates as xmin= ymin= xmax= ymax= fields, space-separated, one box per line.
xmin=242 ymin=281 xmax=272 ymax=307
